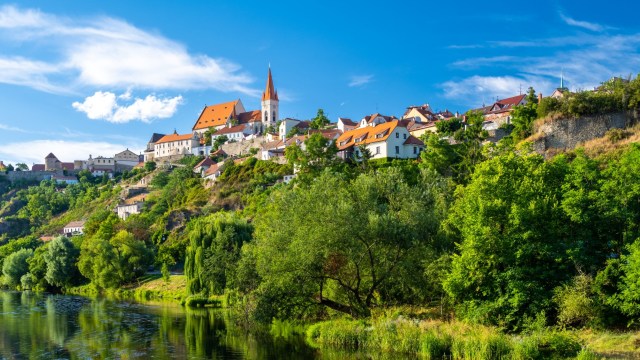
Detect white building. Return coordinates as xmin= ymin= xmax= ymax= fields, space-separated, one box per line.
xmin=153 ymin=132 xmax=200 ymax=160
xmin=336 ymin=120 xmax=424 ymax=160
xmin=116 ymin=202 xmax=143 ymax=220
xmin=337 ymin=117 xmax=358 ymax=132
xmin=63 ymin=221 xmax=85 ymax=236
xmin=115 ymin=149 xmax=140 ymax=168
xmin=212 ymin=124 xmax=253 ymax=142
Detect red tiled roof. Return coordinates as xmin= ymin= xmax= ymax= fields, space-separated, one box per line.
xmin=204 ymin=163 xmax=221 ymax=176
xmin=193 ymin=100 xmax=238 ymax=131
xmin=339 ymin=118 xmax=357 ymax=126
xmin=336 ymin=121 xmax=400 ymax=150
xmin=404 ymin=135 xmax=425 ymax=146
xmin=237 ymin=110 xmax=261 ymax=124
xmin=32 ymin=164 xmax=45 ymax=171
xmin=156 ymin=133 xmax=195 ymax=144
xmin=194 ymin=157 xmax=215 ymax=169
xmin=214 ymin=124 xmax=247 ymax=136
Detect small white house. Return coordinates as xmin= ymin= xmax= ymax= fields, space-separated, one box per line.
xmin=63 ymin=221 xmax=85 ymax=236
xmin=116 ymin=202 xmax=144 ymax=220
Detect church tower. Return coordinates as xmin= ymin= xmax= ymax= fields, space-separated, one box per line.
xmin=261 ymin=67 xmax=279 ymax=131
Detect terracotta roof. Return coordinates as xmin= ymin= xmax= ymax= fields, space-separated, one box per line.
xmin=237 ymin=110 xmax=261 ymax=124
xmin=339 ymin=118 xmax=357 ymax=126
xmin=211 ymin=149 xmax=227 ymax=157
xmin=32 ymin=164 xmax=45 ymax=171
xmin=262 ymin=68 xmax=278 ymax=101
xmin=309 ymin=129 xmax=342 ymax=139
xmin=363 ymin=113 xmax=397 ymax=124
xmin=403 ymin=135 xmax=425 ymax=146
xmin=45 ymin=153 xmax=58 ymax=160
xmin=336 ymin=121 xmax=400 ymax=150
xmin=156 ymin=133 xmax=195 ymax=144
xmin=61 ymin=162 xmax=74 ymax=170
xmin=262 ymin=139 xmax=284 ymax=150
xmin=194 ymin=157 xmax=215 ymax=169
xmin=204 ymin=163 xmax=221 ymax=176
xmin=193 ymin=100 xmax=238 ymax=131
xmin=473 ymin=94 xmax=526 ymax=115
xmin=214 ymin=124 xmax=247 ymax=136
xmin=285 ymin=135 xmax=308 ymax=147
xmin=64 ymin=220 xmax=85 ymax=228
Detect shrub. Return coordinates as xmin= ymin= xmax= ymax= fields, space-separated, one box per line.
xmin=554 ymin=274 xmax=600 ymax=328
xmin=606 ymin=128 xmax=629 ymax=143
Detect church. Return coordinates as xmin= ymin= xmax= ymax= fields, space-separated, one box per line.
xmin=191 ymin=67 xmax=279 ymax=136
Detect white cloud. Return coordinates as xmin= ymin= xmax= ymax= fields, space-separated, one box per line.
xmin=348 ymin=74 xmax=374 ymax=87
xmin=0 ymin=139 xmax=143 ymax=165
xmin=0 ymin=123 xmax=27 ymax=132
xmin=559 ymin=13 xmax=605 ymax=32
xmin=442 ymin=75 xmax=555 ymax=107
xmin=0 ymin=5 xmax=258 ymax=96
xmin=72 ymin=91 xmax=183 ymax=123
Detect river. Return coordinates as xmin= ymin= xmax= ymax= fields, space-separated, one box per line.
xmin=0 ymin=291 xmax=398 ymax=360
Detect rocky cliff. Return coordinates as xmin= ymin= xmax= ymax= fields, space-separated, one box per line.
xmin=530 ymin=111 xmax=639 ymax=154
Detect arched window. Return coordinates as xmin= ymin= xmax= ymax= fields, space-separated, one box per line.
xmin=272 ymin=111 xmax=276 ymax=122
xmin=264 ymin=111 xmax=268 ymax=122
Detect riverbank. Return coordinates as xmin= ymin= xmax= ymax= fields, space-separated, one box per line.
xmin=65 ymin=274 xmax=189 ymax=303
xmin=305 ymin=315 xmax=640 ymax=359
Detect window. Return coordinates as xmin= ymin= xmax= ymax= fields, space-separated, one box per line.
xmin=403 ymin=133 xmax=407 ymax=139
xmin=396 ymin=132 xmax=399 ymax=138
xmin=395 ymin=146 xmax=399 ymax=154
xmin=375 ymin=146 xmax=380 ymax=154
xmin=413 ymin=146 xmax=417 ymax=154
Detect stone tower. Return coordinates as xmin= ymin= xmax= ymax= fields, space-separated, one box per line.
xmin=261 ymin=67 xmax=279 ymax=131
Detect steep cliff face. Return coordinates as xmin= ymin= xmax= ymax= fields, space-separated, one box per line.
xmin=530 ymin=111 xmax=639 ymax=154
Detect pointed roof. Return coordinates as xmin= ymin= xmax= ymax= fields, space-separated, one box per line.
xmin=193 ymin=100 xmax=239 ymax=131
xmin=194 ymin=157 xmax=215 ymax=169
xmin=45 ymin=153 xmax=58 ymax=160
xmin=262 ymin=67 xmax=279 ymax=101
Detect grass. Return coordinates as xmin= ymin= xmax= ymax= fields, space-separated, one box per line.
xmin=576 ymin=329 xmax=640 ymax=355
xmin=306 ymin=316 xmax=586 ymax=359
xmin=65 ymin=274 xmax=188 ymax=303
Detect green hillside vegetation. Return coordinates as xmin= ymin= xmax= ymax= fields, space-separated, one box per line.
xmin=3 ymin=87 xmax=640 ymax=356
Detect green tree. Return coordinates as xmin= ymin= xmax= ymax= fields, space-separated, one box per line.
xmin=309 ymin=109 xmax=330 ymax=129
xmin=203 ymin=127 xmax=215 ymax=145
xmin=15 ymin=163 xmax=28 ymax=171
xmin=144 ymin=161 xmax=156 ymax=172
xmin=435 ymin=117 xmax=463 ymax=135
xmin=184 ymin=213 xmax=253 ymax=295
xmin=213 ymin=135 xmax=229 ymax=151
xmin=44 ymin=236 xmax=81 ymax=288
xmin=444 ymin=151 xmax=575 ymax=329
xmin=510 ymin=87 xmax=538 ymax=141
xmin=250 ymin=169 xmax=444 ymax=320
xmin=285 ymin=133 xmax=339 ymax=180
xmin=2 ymin=248 xmax=33 ymax=288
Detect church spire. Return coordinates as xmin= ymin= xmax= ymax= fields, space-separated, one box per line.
xmin=262 ymin=67 xmax=278 ymax=101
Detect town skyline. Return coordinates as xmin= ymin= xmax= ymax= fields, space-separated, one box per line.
xmin=0 ymin=0 xmax=638 ymax=164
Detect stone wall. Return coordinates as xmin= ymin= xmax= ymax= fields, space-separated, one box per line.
xmin=5 ymin=170 xmax=62 ymax=183
xmin=531 ymin=111 xmax=638 ymax=153
xmin=220 ymin=138 xmax=266 ymax=158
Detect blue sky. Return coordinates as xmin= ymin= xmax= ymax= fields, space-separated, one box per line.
xmin=0 ymin=0 xmax=638 ymax=165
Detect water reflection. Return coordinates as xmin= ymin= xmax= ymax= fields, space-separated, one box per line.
xmin=0 ymin=291 xmax=319 ymax=360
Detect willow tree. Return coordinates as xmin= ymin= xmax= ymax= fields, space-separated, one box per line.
xmin=184 ymin=213 xmax=253 ymax=295
xmin=250 ymin=168 xmax=444 ymax=319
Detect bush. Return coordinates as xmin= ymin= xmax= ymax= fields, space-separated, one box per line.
xmin=554 ymin=274 xmax=600 ymax=328
xmin=606 ymin=128 xmax=629 ymax=143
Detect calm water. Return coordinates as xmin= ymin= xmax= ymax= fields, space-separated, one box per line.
xmin=0 ymin=291 xmax=370 ymax=360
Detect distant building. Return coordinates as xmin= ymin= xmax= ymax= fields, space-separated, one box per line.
xmin=193 ymin=157 xmax=216 ymax=176
xmin=33 ymin=153 xmax=74 ymax=172
xmin=114 ymin=149 xmax=140 ymax=169
xmin=116 ymin=202 xmax=143 ymax=220
xmin=153 ymin=131 xmax=200 ymax=161
xmin=337 ymin=118 xmax=357 ymax=132
xmin=51 ymin=175 xmax=79 ymax=185
xmin=144 ymin=133 xmax=166 ymax=162
xmin=63 ymin=221 xmax=85 ymax=236
xmin=470 ymin=94 xmax=527 ymax=126
xmin=337 ymin=120 xmax=424 ymax=161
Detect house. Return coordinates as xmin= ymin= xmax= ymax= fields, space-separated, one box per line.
xmin=283 ymin=174 xmax=296 ymax=184
xmin=337 ymin=118 xmax=357 ymax=132
xmin=471 ymin=94 xmax=526 ymax=126
xmin=116 ymin=202 xmax=143 ymax=220
xmin=279 ymin=118 xmax=310 ymax=139
xmin=357 ymin=113 xmax=398 ymax=129
xmin=193 ymin=157 xmax=216 ymax=175
xmin=192 ymin=67 xmax=280 ymax=136
xmin=32 ymin=153 xmax=74 ymax=172
xmin=143 ymin=133 xmax=165 ymax=162
xmin=203 ymin=163 xmax=223 ymax=181
xmin=51 ymin=175 xmax=79 ymax=185
xmin=336 ymin=120 xmax=424 ymax=161
xmin=403 ymin=104 xmax=438 ymax=123
xmin=212 ymin=124 xmax=253 ymax=142
xmin=114 ymin=149 xmax=140 ymax=169
xmin=63 ymin=221 xmax=85 ymax=236
xmin=153 ymin=131 xmax=200 ymax=161
xmin=91 ymin=169 xmax=114 ymax=178
xmin=87 ymin=155 xmax=116 ymax=172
